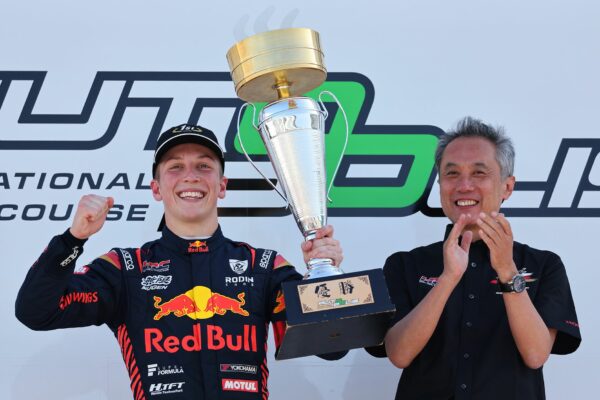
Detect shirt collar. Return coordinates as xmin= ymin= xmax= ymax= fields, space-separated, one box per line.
xmin=160 ymin=224 xmax=225 ymax=254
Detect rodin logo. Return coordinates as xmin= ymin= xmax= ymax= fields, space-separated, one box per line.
xmin=1 ymin=71 xmax=598 ymax=220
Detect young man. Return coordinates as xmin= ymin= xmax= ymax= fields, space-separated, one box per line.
xmin=15 ymin=124 xmax=343 ymax=400
xmin=379 ymin=117 xmax=580 ymax=399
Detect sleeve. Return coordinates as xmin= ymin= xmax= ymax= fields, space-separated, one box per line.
xmin=365 ymin=252 xmax=411 ymax=358
xmin=15 ymin=229 xmax=124 ymax=330
xmin=533 ymin=253 xmax=581 ymax=354
xmin=384 ymin=252 xmax=412 ymax=326
xmin=266 ymin=253 xmax=302 ymax=351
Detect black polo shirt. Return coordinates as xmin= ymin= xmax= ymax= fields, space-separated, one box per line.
xmin=381 ymin=225 xmax=581 ymax=400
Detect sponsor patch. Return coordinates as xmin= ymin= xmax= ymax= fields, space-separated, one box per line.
xmin=221 ymin=378 xmax=258 ymax=393
xmin=419 ymin=276 xmax=438 ymax=287
xmin=143 ymin=260 xmax=171 ymax=273
xmin=259 ymin=250 xmax=273 ymax=269
xmin=141 ymin=275 xmax=172 ymax=291
xmin=147 ymin=363 xmax=184 ymax=377
xmin=119 ymin=249 xmax=135 ymax=271
xmin=220 ymin=364 xmax=258 ymax=374
xmin=188 ymin=240 xmax=208 ymax=253
xmin=225 ymin=276 xmax=254 ymax=286
xmin=229 ymin=259 xmax=248 ymax=275
xmin=59 ymin=291 xmax=98 ymax=310
xmin=149 ymin=382 xmax=184 ymax=396
xmin=73 ymin=265 xmax=90 ymax=275
xmin=60 ymin=246 xmax=80 ymax=267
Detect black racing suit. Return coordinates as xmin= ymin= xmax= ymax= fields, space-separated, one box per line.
xmin=16 ymin=225 xmax=300 ymax=400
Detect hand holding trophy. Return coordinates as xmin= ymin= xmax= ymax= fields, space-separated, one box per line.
xmin=227 ymin=28 xmax=394 ymax=359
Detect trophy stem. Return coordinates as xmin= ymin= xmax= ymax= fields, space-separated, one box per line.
xmin=303 ymin=231 xmax=344 ymax=280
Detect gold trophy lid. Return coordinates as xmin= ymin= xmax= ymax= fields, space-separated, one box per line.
xmin=226 ymin=27 xmax=326 ymax=103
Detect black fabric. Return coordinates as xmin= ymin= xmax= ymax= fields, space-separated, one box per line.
xmin=380 ymin=224 xmax=581 ymax=400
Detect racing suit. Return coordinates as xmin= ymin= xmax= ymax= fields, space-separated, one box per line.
xmin=16 ymin=225 xmax=300 ymax=400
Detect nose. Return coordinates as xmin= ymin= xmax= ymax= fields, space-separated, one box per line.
xmin=182 ymin=166 xmax=200 ymax=182
xmin=456 ymin=176 xmax=474 ymax=192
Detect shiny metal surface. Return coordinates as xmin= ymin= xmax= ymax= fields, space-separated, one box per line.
xmin=226 ymin=28 xmax=326 ymax=102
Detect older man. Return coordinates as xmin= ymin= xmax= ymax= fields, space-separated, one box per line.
xmin=380 ymin=117 xmax=580 ymax=399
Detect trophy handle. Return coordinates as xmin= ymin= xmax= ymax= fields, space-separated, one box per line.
xmin=236 ymin=102 xmax=289 ymax=206
xmin=318 ymin=91 xmax=349 ymax=203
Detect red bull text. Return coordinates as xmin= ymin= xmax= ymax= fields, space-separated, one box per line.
xmin=145 ymin=324 xmax=258 ymax=353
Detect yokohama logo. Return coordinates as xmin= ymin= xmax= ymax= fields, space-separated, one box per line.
xmin=221 ymin=378 xmax=258 ymax=393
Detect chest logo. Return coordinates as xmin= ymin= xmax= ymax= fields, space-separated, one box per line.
xmin=153 ymin=286 xmax=249 ymax=320
xmin=418 ymin=276 xmax=438 ymax=287
xmin=229 ymin=259 xmax=248 ymax=275
xmin=188 ymin=240 xmax=208 ymax=253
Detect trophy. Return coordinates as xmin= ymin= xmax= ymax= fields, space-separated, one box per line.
xmin=227 ymin=28 xmax=394 ymax=359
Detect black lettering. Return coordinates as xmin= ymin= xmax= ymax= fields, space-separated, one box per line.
xmin=37 ymin=173 xmax=46 ymax=189
xmin=127 ymin=204 xmax=149 ymax=221
xmin=49 ymin=204 xmax=73 ymax=221
xmin=15 ymin=173 xmax=35 ymax=189
xmin=136 ymin=173 xmax=151 ymax=190
xmin=0 ymin=173 xmax=9 ymax=189
xmin=50 ymin=173 xmax=74 ymax=189
xmin=107 ymin=173 xmax=130 ymax=189
xmin=0 ymin=204 xmax=17 ymax=220
xmin=77 ymin=173 xmax=104 ymax=190
xmin=23 ymin=204 xmax=45 ymax=221
xmin=106 ymin=204 xmax=123 ymax=221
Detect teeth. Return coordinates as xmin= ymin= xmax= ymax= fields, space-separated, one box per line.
xmin=179 ymin=191 xmax=203 ymax=199
xmin=457 ymin=200 xmax=477 ymax=206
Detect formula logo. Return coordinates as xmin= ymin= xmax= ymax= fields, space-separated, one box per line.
xmin=1 ymin=71 xmax=598 ymax=220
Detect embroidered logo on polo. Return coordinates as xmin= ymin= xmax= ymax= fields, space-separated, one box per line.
xmin=188 ymin=240 xmax=208 ymax=253
xmin=141 ymin=275 xmax=173 ymax=291
xmin=490 ymin=268 xmax=537 ymax=295
xmin=419 ymin=276 xmax=438 ymax=287
xmin=229 ymin=259 xmax=248 ymax=275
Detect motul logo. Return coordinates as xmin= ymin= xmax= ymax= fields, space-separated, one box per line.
xmin=144 ymin=324 xmax=257 ymax=353
xmin=222 ymin=378 xmax=258 ymax=393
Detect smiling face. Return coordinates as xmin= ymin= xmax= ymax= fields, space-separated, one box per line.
xmin=439 ymin=136 xmax=515 ymax=239
xmin=150 ymin=143 xmax=227 ymax=237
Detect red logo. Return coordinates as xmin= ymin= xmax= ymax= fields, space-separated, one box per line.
xmin=59 ymin=291 xmax=98 ymax=310
xmin=273 ymin=290 xmax=285 ymax=314
xmin=204 ymin=292 xmax=249 ymax=316
xmin=152 ymin=286 xmax=249 ymax=320
xmin=221 ymin=378 xmax=258 ymax=393
xmin=188 ymin=240 xmax=208 ymax=253
xmin=145 ymin=324 xmax=257 ymax=353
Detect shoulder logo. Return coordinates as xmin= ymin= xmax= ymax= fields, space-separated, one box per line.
xmin=229 ymin=259 xmax=248 ymax=275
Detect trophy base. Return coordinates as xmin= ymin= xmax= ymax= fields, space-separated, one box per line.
xmin=275 ymin=269 xmax=395 ymax=360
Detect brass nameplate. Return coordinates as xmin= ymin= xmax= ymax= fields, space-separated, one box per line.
xmin=297 ymin=275 xmax=374 ymax=314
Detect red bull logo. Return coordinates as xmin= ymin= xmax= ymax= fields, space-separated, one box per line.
xmin=188 ymin=240 xmax=208 ymax=253
xmin=205 ymin=292 xmax=249 ymax=316
xmin=145 ymin=324 xmax=257 ymax=353
xmin=153 ymin=286 xmax=248 ymax=320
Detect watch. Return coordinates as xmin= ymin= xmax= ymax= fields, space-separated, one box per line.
xmin=498 ymin=273 xmax=526 ymax=293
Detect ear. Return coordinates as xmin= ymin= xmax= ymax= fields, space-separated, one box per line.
xmin=150 ymin=179 xmax=162 ymax=201
xmin=218 ymin=176 xmax=228 ymax=199
xmin=502 ymin=175 xmax=516 ymax=201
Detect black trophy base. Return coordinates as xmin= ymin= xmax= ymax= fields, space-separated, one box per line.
xmin=276 ymin=269 xmax=395 ymax=360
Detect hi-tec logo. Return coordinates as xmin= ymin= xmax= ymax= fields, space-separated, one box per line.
xmin=1 ymin=71 xmax=598 ymax=220
xmin=60 ymin=246 xmax=80 ymax=267
xmin=259 ymin=250 xmax=273 ymax=269
xmin=149 ymin=382 xmax=184 ymax=396
xmin=229 ymin=259 xmax=248 ymax=275
xmin=147 ymin=363 xmax=184 ymax=377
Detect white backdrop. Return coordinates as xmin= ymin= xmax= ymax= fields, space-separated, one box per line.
xmin=1 ymin=0 xmax=598 ymax=399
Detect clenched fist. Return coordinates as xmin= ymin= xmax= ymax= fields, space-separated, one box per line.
xmin=69 ymin=195 xmax=114 ymax=240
